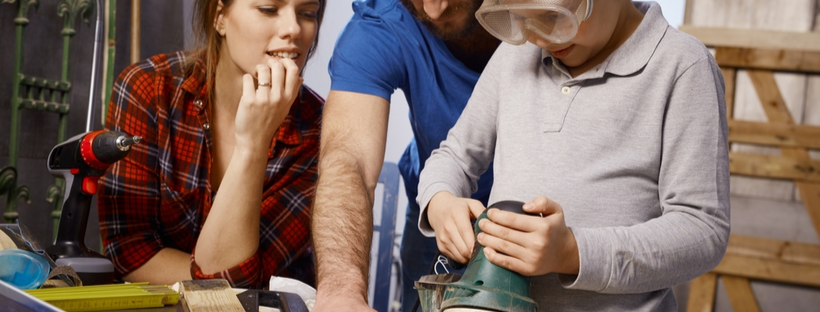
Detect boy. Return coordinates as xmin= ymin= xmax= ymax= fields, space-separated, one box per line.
xmin=416 ymin=0 xmax=730 ymax=310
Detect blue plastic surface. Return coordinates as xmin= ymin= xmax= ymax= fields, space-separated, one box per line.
xmin=0 ymin=249 xmax=50 ymax=290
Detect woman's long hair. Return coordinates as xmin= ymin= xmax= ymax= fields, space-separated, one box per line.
xmin=184 ymin=0 xmax=326 ymax=99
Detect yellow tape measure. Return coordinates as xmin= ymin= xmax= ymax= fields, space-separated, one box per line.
xmin=46 ymin=295 xmax=168 ymax=311
xmin=25 ymin=283 xmax=179 ymax=312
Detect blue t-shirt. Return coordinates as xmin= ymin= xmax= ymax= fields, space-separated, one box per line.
xmin=329 ymin=0 xmax=493 ymax=211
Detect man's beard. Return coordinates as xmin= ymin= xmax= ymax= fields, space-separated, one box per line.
xmin=401 ymin=0 xmax=482 ymax=40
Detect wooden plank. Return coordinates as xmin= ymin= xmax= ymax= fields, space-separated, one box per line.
xmin=686 ymin=273 xmax=717 ymax=312
xmin=712 ymin=253 xmax=820 ymax=287
xmin=722 ymin=276 xmax=761 ymax=312
xmin=725 ymin=235 xmax=820 ymax=266
xmin=683 ymin=0 xmax=694 ymax=26
xmin=748 ymin=69 xmax=820 ymax=239
xmin=712 ymin=235 xmax=820 ymax=287
xmin=795 ymin=181 xmax=820 ymax=242
xmin=680 ymin=26 xmax=820 ymax=52
xmin=729 ymin=152 xmax=820 ymax=183
xmin=687 ymin=0 xmax=815 ymax=203
xmin=727 ymin=71 xmax=803 ymax=201
xmin=747 ymin=70 xmax=798 ymax=125
xmin=722 ymin=67 xmax=736 ymax=120
xmin=686 ymin=0 xmax=815 ymax=31
xmin=802 ymin=75 xmax=820 ymax=236
xmin=179 ymin=280 xmax=244 ymax=312
xmin=802 ymin=50 xmax=820 ymax=234
xmin=715 ymin=47 xmax=820 ymax=74
xmin=131 ymin=0 xmax=142 ymax=64
xmin=728 ymin=120 xmax=820 ymax=149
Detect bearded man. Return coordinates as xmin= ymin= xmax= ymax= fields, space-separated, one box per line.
xmin=310 ymin=0 xmax=499 ymax=311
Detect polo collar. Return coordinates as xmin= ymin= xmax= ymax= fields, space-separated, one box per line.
xmin=542 ymin=1 xmax=668 ymax=78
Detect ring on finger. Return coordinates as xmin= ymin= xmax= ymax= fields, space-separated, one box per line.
xmin=258 ymin=82 xmax=272 ymax=87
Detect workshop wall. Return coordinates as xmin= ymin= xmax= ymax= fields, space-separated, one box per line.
xmin=0 ymin=0 xmax=187 ymax=252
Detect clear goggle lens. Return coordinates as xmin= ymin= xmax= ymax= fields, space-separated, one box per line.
xmin=476 ymin=0 xmax=592 ymax=45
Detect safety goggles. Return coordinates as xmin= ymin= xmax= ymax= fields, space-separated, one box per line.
xmin=476 ymin=0 xmax=593 ymax=45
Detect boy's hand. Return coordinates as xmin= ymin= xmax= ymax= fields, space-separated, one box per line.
xmin=477 ymin=196 xmax=580 ymax=276
xmin=427 ymin=192 xmax=486 ymax=264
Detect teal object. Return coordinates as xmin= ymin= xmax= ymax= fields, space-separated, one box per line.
xmin=440 ymin=201 xmax=537 ymax=312
xmin=0 ymin=249 xmax=50 ymax=290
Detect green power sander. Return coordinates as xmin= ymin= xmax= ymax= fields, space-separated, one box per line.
xmin=418 ymin=200 xmax=537 ymax=312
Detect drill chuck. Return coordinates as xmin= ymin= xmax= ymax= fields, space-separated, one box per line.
xmin=116 ymin=135 xmax=141 ymax=151
xmin=82 ymin=131 xmax=142 ymax=169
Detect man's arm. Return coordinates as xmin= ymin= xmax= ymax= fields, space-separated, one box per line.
xmin=312 ymin=90 xmax=390 ymax=311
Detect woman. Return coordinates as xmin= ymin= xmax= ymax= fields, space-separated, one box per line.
xmin=99 ymin=0 xmax=326 ymax=288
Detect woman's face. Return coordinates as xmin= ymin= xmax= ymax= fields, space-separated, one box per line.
xmin=216 ymin=0 xmax=320 ymax=77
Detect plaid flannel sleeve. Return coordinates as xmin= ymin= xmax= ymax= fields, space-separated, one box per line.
xmin=190 ymin=250 xmax=263 ymax=288
xmin=98 ymin=60 xmax=165 ymax=278
xmin=188 ymin=89 xmax=322 ymax=288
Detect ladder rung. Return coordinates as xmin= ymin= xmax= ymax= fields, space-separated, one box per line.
xmin=18 ymin=74 xmax=71 ymax=92
xmin=18 ymin=99 xmax=70 ymax=114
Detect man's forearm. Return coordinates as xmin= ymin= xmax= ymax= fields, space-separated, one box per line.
xmin=312 ymin=150 xmax=376 ymax=301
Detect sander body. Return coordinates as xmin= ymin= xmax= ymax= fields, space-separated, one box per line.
xmin=418 ymin=200 xmax=538 ymax=312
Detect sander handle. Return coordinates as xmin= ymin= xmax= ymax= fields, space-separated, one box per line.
xmin=446 ymin=200 xmax=529 ymax=269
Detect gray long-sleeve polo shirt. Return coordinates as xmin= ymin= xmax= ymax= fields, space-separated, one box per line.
xmin=416 ymin=2 xmax=730 ymax=311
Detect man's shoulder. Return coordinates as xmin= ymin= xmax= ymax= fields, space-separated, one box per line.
xmin=351 ymin=0 xmax=405 ymax=17
xmin=337 ymin=0 xmax=418 ymax=48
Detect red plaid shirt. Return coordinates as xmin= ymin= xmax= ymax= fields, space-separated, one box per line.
xmin=99 ymin=52 xmax=322 ymax=288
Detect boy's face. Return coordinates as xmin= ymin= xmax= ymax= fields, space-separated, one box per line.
xmin=527 ymin=0 xmax=619 ymax=68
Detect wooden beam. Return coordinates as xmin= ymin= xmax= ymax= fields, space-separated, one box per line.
xmin=794 ymin=180 xmax=820 ymax=243
xmin=713 ymin=253 xmax=820 ymax=287
xmin=682 ymin=0 xmax=694 ymax=26
xmin=712 ymin=235 xmax=820 ymax=287
xmin=723 ymin=276 xmax=761 ymax=312
xmin=728 ymin=120 xmax=820 ymax=149
xmin=724 ymin=235 xmax=820 ymax=266
xmin=729 ymin=153 xmax=820 ymax=183
xmin=686 ymin=273 xmax=717 ymax=312
xmin=715 ymin=47 xmax=820 ymax=74
xmin=747 ymin=69 xmax=820 ymax=240
xmin=679 ymin=26 xmax=820 ymax=52
xmin=179 ymin=279 xmax=244 ymax=312
xmin=721 ymin=67 xmax=736 ymax=119
xmin=748 ymin=70 xmax=798 ymax=125
xmin=130 ymin=0 xmax=141 ymax=64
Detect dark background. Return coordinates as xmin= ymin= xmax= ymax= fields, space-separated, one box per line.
xmin=1 ymin=0 xmax=189 ymax=252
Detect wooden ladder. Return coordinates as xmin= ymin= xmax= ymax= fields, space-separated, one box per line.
xmin=681 ymin=26 xmax=820 ymax=312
